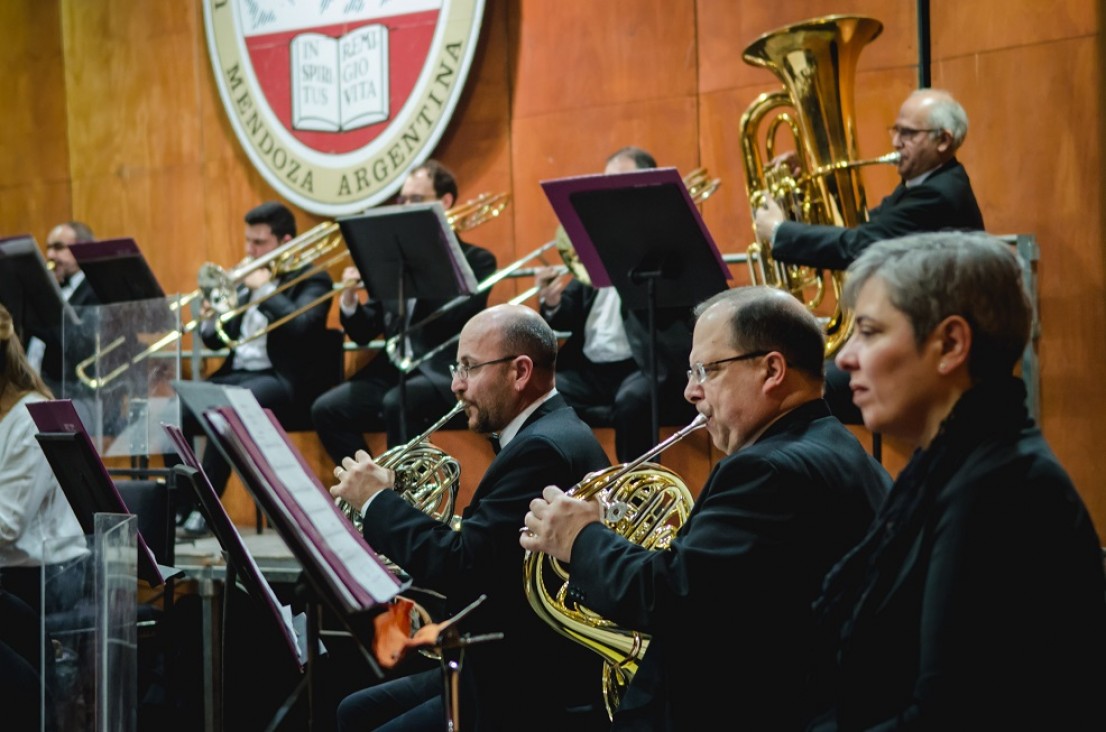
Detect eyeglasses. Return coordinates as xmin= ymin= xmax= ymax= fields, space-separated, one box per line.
xmin=888 ymin=125 xmax=940 ymax=142
xmin=395 ymin=193 xmax=430 ymax=205
xmin=449 ymin=355 xmax=518 ymax=381
xmin=687 ymin=351 xmax=769 ymax=384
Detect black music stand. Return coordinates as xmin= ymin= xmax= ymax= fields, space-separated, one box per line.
xmin=337 ymin=202 xmax=478 ymax=441
xmin=165 ymin=421 xmax=309 ymax=731
xmin=542 ymin=168 xmax=731 ymax=445
xmin=171 ymin=379 xmax=404 ymax=729
xmin=0 ymin=235 xmax=75 ymax=342
xmin=68 ymin=238 xmax=166 ymax=304
xmin=25 ymin=399 xmax=174 ymax=587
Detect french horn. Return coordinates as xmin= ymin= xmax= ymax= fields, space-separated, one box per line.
xmin=523 ymin=414 xmax=707 ymax=719
xmin=741 ymin=15 xmax=898 ymax=357
xmin=337 ymin=400 xmax=465 ymax=532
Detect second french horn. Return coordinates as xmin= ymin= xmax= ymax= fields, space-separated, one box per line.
xmin=337 ymin=401 xmax=465 ymax=532
xmin=523 ymin=415 xmax=707 ymax=719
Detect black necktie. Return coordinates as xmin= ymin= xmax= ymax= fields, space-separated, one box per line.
xmin=489 ymin=434 xmax=501 ymax=455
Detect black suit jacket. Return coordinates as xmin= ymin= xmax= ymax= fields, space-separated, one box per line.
xmin=30 ymin=277 xmax=100 ymax=386
xmin=341 ymin=241 xmax=496 ymax=396
xmin=543 ymin=279 xmax=692 ymax=384
xmin=810 ymin=378 xmax=1106 ymax=731
xmin=361 ymin=395 xmax=611 ymax=731
xmin=202 ymin=263 xmax=334 ymax=398
xmin=569 ymin=400 xmax=890 ymax=731
xmin=773 ymin=158 xmax=985 ymax=271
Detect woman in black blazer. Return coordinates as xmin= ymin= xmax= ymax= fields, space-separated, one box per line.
xmin=809 ymin=232 xmax=1106 ymax=731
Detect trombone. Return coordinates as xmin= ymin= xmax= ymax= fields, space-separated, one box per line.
xmin=213 ymin=192 xmax=512 ymax=351
xmin=74 ymin=194 xmax=510 ymax=388
xmin=386 ymin=167 xmax=723 ymax=373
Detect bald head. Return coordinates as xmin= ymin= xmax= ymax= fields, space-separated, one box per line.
xmin=452 ymin=305 xmax=559 ymax=433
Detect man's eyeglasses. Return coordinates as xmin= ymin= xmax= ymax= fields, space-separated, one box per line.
xmin=687 ymin=351 xmax=769 ymax=384
xmin=449 ymin=355 xmax=518 ymax=381
xmin=888 ymin=125 xmax=940 ymax=142
xmin=395 ymin=194 xmax=430 ymax=205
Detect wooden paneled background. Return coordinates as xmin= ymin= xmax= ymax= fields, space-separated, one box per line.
xmin=3 ymin=0 xmax=1104 ymax=534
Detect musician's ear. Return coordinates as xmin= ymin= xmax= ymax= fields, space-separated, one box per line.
xmin=440 ymin=192 xmax=455 ymax=210
xmin=512 ymin=355 xmax=534 ymax=392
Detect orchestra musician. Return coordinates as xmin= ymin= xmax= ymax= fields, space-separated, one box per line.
xmin=331 ymin=304 xmax=610 ymax=731
xmin=178 ymin=201 xmax=334 ymax=537
xmin=753 ymin=88 xmax=985 ymax=424
xmin=521 ymin=287 xmax=890 ymax=731
xmin=24 ymin=221 xmax=100 ymax=397
xmin=534 ymin=147 xmax=696 ymax=462
xmin=807 ymin=232 xmax=1106 ymax=731
xmin=310 ymin=159 xmax=497 ymax=462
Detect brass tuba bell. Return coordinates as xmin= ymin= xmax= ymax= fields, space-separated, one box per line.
xmin=523 ymin=415 xmax=706 ymax=719
xmin=740 ymin=15 xmax=897 ymax=357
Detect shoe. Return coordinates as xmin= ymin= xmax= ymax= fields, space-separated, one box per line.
xmin=177 ymin=510 xmax=210 ymax=538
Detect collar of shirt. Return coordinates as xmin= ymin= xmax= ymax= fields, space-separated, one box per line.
xmin=904 ymin=166 xmax=939 ymax=188
xmin=60 ymin=270 xmax=85 ymax=301
xmin=497 ymin=388 xmax=558 ymax=449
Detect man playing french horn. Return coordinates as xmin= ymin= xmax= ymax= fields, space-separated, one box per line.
xmin=521 ymin=287 xmax=890 ymax=731
xmin=331 ymin=304 xmax=611 ymax=731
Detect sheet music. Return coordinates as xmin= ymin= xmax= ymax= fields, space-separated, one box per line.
xmin=224 ymin=389 xmax=400 ymax=602
xmin=162 ymin=422 xmax=306 ymax=666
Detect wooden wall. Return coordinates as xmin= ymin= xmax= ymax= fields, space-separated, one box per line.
xmin=2 ymin=0 xmax=1104 ymax=534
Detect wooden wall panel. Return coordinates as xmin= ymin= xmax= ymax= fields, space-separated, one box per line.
xmin=3 ymin=0 xmax=1104 ymax=534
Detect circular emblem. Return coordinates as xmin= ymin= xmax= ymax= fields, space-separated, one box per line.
xmin=204 ymin=0 xmax=485 ymax=215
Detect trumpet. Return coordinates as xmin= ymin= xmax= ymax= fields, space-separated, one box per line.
xmin=336 ymin=400 xmax=466 ymax=532
xmin=523 ymin=414 xmax=707 ymax=719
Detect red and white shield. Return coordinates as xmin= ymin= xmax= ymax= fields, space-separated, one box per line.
xmin=204 ymin=0 xmax=485 ymax=215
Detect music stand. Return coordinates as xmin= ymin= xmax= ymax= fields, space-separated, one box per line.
xmin=338 ymin=202 xmax=478 ymax=441
xmin=25 ymin=399 xmax=172 ymax=587
xmin=68 ymin=238 xmax=166 ymax=304
xmin=0 ymin=234 xmax=75 ymax=341
xmin=542 ymin=168 xmax=731 ymax=444
xmin=164 ymin=422 xmax=310 ymax=729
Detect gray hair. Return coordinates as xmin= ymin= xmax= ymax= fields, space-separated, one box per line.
xmin=694 ymin=286 xmax=826 ymax=379
xmin=914 ymin=89 xmax=969 ymax=149
xmin=843 ymin=232 xmax=1030 ymax=380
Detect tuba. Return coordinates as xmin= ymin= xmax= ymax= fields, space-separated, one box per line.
xmin=523 ymin=415 xmax=707 ymax=719
xmin=740 ymin=15 xmax=898 ymax=357
xmin=337 ymin=401 xmax=465 ymax=532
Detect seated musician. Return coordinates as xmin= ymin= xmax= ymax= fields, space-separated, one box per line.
xmin=24 ymin=221 xmax=100 ymax=398
xmin=807 ymin=232 xmax=1106 ymax=730
xmin=330 ymin=304 xmax=610 ymax=731
xmin=534 ymin=146 xmax=696 ymax=462
xmin=752 ymin=89 xmax=984 ymax=425
xmin=521 ymin=287 xmax=890 ymax=731
xmin=178 ymin=201 xmax=334 ymax=536
xmin=310 ymin=159 xmax=496 ymax=464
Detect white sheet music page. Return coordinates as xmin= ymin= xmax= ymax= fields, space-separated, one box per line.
xmin=224 ymin=388 xmax=400 ymax=603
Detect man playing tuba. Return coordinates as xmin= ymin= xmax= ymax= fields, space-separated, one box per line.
xmin=754 ymin=89 xmax=984 ymax=423
xmin=521 ymin=287 xmax=890 ymax=731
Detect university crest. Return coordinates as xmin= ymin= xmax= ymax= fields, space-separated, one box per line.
xmin=204 ymin=0 xmax=485 ymax=215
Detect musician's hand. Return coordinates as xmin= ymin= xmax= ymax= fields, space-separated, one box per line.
xmin=340 ymin=265 xmax=363 ymax=308
xmin=769 ymin=150 xmax=802 ymax=177
xmin=198 ymin=299 xmax=216 ymax=321
xmin=519 ymin=486 xmax=601 ymax=563
xmin=243 ymin=267 xmax=272 ymax=291
xmin=535 ymin=266 xmax=569 ymax=310
xmin=753 ymin=195 xmax=785 ymax=243
xmin=330 ymin=450 xmax=396 ymax=513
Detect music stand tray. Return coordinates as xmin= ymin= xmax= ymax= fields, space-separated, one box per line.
xmin=541 ymin=167 xmax=731 ymax=308
xmin=69 ymin=237 xmax=166 ymax=304
xmin=0 ymin=234 xmax=75 ymax=339
xmin=26 ymin=399 xmax=170 ymax=586
xmin=337 ymin=201 xmax=478 ymax=301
